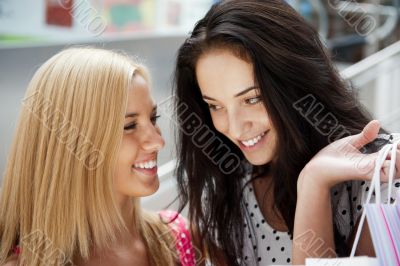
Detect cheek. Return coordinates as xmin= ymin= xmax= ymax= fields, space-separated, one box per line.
xmin=254 ymin=105 xmax=271 ymax=126
xmin=121 ymin=136 xmax=139 ymax=156
xmin=115 ymin=136 xmax=139 ymax=173
xmin=253 ymin=103 xmax=269 ymax=117
xmin=211 ymin=113 xmax=228 ymax=134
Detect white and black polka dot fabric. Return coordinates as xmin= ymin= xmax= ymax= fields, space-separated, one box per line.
xmin=241 ymin=174 xmax=400 ymax=265
xmin=241 ymin=177 xmax=292 ymax=265
xmin=331 ymin=179 xmax=400 ymax=243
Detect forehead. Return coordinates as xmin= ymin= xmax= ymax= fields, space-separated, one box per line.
xmin=195 ymin=49 xmax=255 ymax=97
xmin=126 ymin=74 xmax=154 ymax=112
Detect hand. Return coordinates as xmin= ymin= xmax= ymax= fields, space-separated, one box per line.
xmin=297 ymin=120 xmax=400 ymax=191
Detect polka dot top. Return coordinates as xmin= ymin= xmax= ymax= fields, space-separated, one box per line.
xmin=241 ymin=174 xmax=400 ymax=265
xmin=241 ymin=176 xmax=293 ymax=265
xmin=159 ymin=210 xmax=196 ymax=266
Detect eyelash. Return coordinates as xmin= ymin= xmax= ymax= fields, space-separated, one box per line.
xmin=208 ymin=104 xmax=222 ymax=111
xmin=151 ymin=115 xmax=161 ymax=124
xmin=245 ymin=96 xmax=262 ymax=105
xmin=208 ymin=96 xmax=262 ymax=111
xmin=124 ymin=123 xmax=137 ymax=131
xmin=124 ymin=114 xmax=161 ymax=131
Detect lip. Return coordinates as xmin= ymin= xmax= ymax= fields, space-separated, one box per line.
xmin=134 ymin=156 xmax=157 ymax=164
xmin=132 ymin=166 xmax=158 ymax=177
xmin=238 ymin=131 xmax=268 ymax=151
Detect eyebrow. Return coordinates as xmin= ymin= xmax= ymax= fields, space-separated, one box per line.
xmin=125 ymin=105 xmax=157 ymax=118
xmin=202 ymin=86 xmax=258 ymax=101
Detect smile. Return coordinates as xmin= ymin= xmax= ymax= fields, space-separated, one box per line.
xmin=239 ymin=131 xmax=267 ymax=147
xmin=132 ymin=159 xmax=158 ymax=176
xmin=133 ymin=160 xmax=157 ymax=169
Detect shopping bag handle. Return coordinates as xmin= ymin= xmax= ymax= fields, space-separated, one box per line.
xmin=387 ymin=139 xmax=400 ymax=203
xmin=350 ymin=140 xmax=399 ymax=257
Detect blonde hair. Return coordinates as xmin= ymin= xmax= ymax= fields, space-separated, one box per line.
xmin=0 ymin=47 xmax=177 ymax=265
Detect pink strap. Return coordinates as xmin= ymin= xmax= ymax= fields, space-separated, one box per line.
xmin=159 ymin=210 xmax=196 ymax=266
xmin=380 ymin=205 xmax=400 ymax=264
xmin=13 ymin=245 xmax=21 ymax=255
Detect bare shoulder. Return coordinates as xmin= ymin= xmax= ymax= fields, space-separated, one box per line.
xmin=2 ymin=256 xmax=18 ymax=266
xmin=3 ymin=261 xmax=17 ymax=266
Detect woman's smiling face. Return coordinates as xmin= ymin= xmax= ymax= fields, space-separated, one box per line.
xmin=114 ymin=73 xmax=165 ymax=202
xmin=195 ymin=49 xmax=278 ymax=166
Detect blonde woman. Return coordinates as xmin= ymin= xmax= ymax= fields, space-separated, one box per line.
xmin=0 ymin=48 xmax=196 ymax=266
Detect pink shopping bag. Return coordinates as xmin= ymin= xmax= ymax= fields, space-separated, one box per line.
xmin=306 ymin=139 xmax=400 ymax=266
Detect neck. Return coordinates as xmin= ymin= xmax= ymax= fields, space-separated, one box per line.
xmin=116 ymin=195 xmax=140 ymax=239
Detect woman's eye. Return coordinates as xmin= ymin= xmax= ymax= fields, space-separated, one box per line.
xmin=245 ymin=96 xmax=262 ymax=105
xmin=151 ymin=114 xmax=161 ymax=125
xmin=208 ymin=104 xmax=222 ymax=111
xmin=124 ymin=115 xmax=160 ymax=131
xmin=124 ymin=122 xmax=137 ymax=131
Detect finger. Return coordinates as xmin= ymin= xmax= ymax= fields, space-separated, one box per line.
xmin=396 ymin=148 xmax=400 ymax=178
xmin=350 ymin=120 xmax=380 ymax=150
xmin=384 ymin=145 xmax=400 ymax=178
xmin=354 ymin=153 xmax=376 ymax=177
xmin=380 ymin=160 xmax=391 ymax=182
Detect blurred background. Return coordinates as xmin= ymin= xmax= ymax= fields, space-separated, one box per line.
xmin=0 ymin=0 xmax=400 ymax=211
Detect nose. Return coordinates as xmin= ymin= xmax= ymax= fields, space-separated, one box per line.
xmin=140 ymin=124 xmax=165 ymax=152
xmin=227 ymin=107 xmax=252 ymax=140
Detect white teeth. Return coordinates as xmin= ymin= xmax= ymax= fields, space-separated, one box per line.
xmin=240 ymin=132 xmax=266 ymax=147
xmin=133 ymin=160 xmax=157 ymax=169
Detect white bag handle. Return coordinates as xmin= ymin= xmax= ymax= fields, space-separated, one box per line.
xmin=350 ymin=140 xmax=399 ymax=257
xmin=387 ymin=139 xmax=400 ymax=203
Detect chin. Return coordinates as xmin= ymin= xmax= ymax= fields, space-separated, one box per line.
xmin=246 ymin=154 xmax=271 ymax=166
xmin=141 ymin=179 xmax=160 ymax=197
xmin=248 ymin=159 xmax=269 ymax=166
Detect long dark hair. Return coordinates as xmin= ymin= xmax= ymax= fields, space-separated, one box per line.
xmin=174 ymin=1 xmax=373 ymax=265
